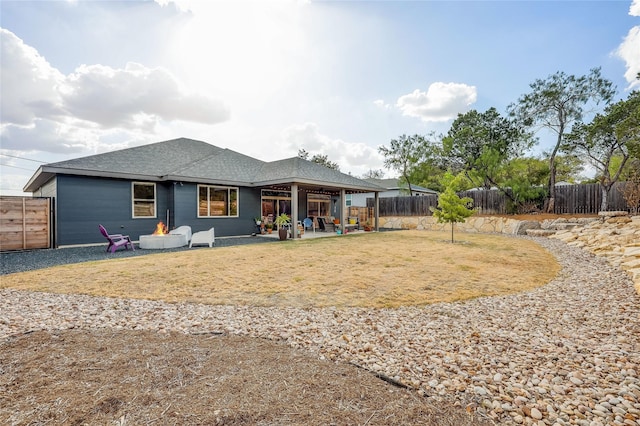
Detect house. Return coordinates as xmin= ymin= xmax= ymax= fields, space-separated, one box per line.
xmin=348 ymin=178 xmax=438 ymax=207
xmin=23 ymin=138 xmax=385 ymax=246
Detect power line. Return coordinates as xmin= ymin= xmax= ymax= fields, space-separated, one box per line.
xmin=0 ymin=153 xmax=47 ymax=163
xmin=0 ymin=163 xmax=37 ymax=172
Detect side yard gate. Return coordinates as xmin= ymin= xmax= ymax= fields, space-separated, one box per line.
xmin=0 ymin=197 xmax=52 ymax=251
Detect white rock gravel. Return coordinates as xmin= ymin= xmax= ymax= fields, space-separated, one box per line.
xmin=1 ymin=237 xmax=639 ymax=426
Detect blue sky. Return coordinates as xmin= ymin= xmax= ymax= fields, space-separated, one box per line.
xmin=1 ymin=0 xmax=639 ymax=195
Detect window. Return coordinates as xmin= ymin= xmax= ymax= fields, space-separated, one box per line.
xmin=198 ymin=185 xmax=238 ymax=217
xmin=345 ymin=194 xmax=352 ymax=207
xmin=261 ymin=190 xmax=291 ymax=219
xmin=307 ymin=194 xmax=331 ymax=217
xmin=132 ymin=182 xmax=156 ymax=218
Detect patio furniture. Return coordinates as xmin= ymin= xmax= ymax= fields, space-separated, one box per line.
xmin=189 ymin=228 xmax=215 ymax=248
xmin=168 ymin=225 xmax=192 ymax=246
xmin=303 ymin=217 xmax=314 ymax=234
xmin=99 ymin=224 xmax=135 ymax=253
xmin=316 ymin=217 xmax=327 ymax=231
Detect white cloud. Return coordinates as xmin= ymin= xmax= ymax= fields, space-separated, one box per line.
xmin=395 ymin=82 xmax=477 ymax=122
xmin=616 ymin=26 xmax=640 ymax=90
xmin=0 ymin=29 xmax=65 ymax=126
xmin=279 ymin=122 xmax=384 ymax=176
xmin=630 ymin=0 xmax=640 ymax=16
xmin=61 ymin=62 xmax=230 ymax=129
xmin=373 ymin=99 xmax=391 ymax=109
xmin=1 ymin=120 xmax=90 ymax=153
xmin=0 ymin=28 xmax=230 ymax=154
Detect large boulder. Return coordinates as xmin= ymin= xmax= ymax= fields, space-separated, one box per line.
xmin=514 ymin=220 xmax=541 ymax=235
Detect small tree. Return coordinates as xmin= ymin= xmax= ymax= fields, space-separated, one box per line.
xmin=430 ymin=172 xmax=475 ymax=243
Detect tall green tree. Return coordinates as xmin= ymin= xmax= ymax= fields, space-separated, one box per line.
xmin=495 ymin=155 xmax=584 ymax=212
xmin=411 ymin=160 xmax=447 ymax=192
xmin=361 ymin=169 xmax=385 ymax=179
xmin=507 ymin=68 xmax=616 ymax=212
xmin=409 ymin=139 xmax=447 ymax=192
xmin=564 ymin=91 xmax=640 ymax=211
xmin=379 ymin=134 xmax=434 ymax=196
xmin=298 ymin=149 xmax=340 ymax=170
xmin=497 ymin=157 xmax=549 ymax=212
xmin=442 ymin=107 xmax=534 ymax=192
xmin=430 ymin=172 xmax=475 ymax=243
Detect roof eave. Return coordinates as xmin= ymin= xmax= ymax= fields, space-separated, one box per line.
xmin=23 ymin=166 xmax=49 ymax=192
xmin=25 ymin=166 xmax=163 ymax=191
xmin=163 ymin=174 xmax=248 ymax=187
xmin=253 ymin=177 xmax=384 ymax=192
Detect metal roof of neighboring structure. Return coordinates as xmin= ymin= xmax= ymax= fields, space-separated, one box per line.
xmin=364 ymin=178 xmax=438 ymax=194
xmin=24 ymin=138 xmax=385 ymax=193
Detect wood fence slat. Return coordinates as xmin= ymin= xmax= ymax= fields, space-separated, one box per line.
xmin=0 ymin=196 xmax=51 ymax=251
xmin=369 ymin=182 xmax=632 ymax=216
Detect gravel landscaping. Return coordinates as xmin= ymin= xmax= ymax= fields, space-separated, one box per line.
xmin=0 ymin=236 xmax=278 ymax=275
xmin=1 ymin=236 xmax=639 ymax=425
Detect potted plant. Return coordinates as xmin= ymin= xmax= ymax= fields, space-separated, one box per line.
xmin=363 ymin=220 xmax=373 ymax=232
xmin=274 ymin=213 xmax=290 ymax=240
xmin=265 ymin=222 xmax=273 ymax=234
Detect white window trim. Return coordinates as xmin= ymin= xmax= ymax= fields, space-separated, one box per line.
xmin=197 ymin=184 xmax=239 ymax=218
xmin=132 ymin=182 xmax=157 ymax=218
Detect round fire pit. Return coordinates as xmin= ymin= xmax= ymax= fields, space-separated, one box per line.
xmin=139 ymin=234 xmax=186 ymax=249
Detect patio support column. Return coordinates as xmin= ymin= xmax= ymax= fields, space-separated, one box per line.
xmin=374 ymin=192 xmax=380 ymax=231
xmin=340 ymin=189 xmax=346 ymax=232
xmin=291 ymin=183 xmax=299 ymax=239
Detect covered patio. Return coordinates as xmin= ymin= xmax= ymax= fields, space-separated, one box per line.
xmin=255 ymin=182 xmax=382 ymax=239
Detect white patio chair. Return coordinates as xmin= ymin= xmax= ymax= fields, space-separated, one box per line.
xmin=189 ymin=228 xmax=215 ymax=248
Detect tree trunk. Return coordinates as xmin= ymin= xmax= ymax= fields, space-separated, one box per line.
xmin=451 ymin=223 xmax=454 ymax=243
xmin=546 ymin=157 xmax=557 ymax=213
xmin=600 ymin=184 xmax=609 ymax=212
xmin=545 ymin=128 xmax=564 ymax=213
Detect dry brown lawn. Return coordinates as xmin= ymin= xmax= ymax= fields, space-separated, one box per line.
xmin=1 ymin=230 xmax=559 ymax=308
xmin=1 ymin=230 xmax=557 ymax=425
xmin=1 ymin=329 xmax=493 ymax=426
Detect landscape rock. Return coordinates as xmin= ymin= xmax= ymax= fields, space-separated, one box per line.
xmin=1 ymin=237 xmax=638 ymax=426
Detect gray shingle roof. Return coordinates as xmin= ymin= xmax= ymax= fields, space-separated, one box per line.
xmin=25 ymin=138 xmax=383 ymax=192
xmin=48 ymin=138 xmax=224 ymax=176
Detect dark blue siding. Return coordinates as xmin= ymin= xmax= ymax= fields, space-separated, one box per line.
xmin=55 ymin=176 xmax=263 ymax=245
xmin=56 ymin=175 xmax=170 ymax=245
xmin=172 ymin=184 xmax=262 ymax=237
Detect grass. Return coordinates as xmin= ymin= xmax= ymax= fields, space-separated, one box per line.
xmin=0 ymin=230 xmax=559 ymax=308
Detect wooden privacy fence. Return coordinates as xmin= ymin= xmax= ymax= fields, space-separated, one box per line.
xmin=366 ymin=191 xmax=507 ymax=216
xmin=0 ymin=197 xmax=51 ymax=251
xmin=554 ymin=182 xmax=628 ymax=214
xmin=367 ymin=182 xmax=632 ymax=216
